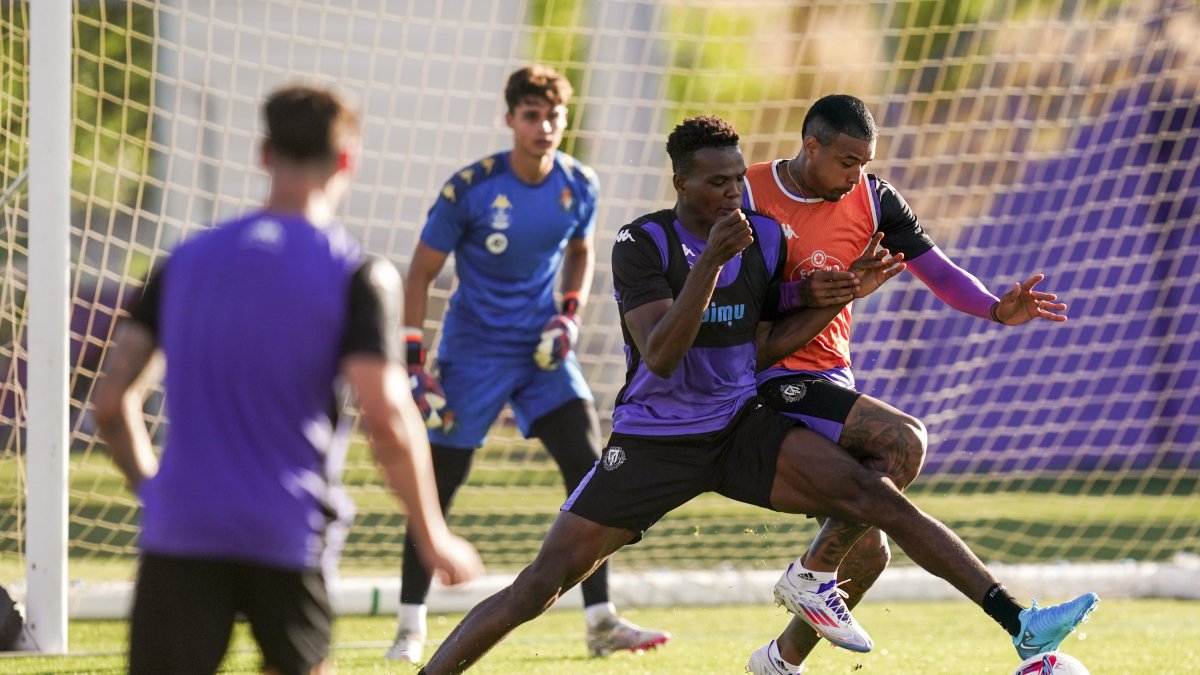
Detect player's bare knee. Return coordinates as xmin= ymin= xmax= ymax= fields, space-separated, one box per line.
xmin=895 ymin=414 xmax=927 ymax=488
xmin=854 ymin=529 xmax=891 ymax=574
xmin=511 ymin=561 xmax=568 ymax=617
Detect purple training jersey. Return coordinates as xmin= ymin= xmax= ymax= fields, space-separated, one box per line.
xmin=131 ymin=212 xmax=379 ymax=571
xmin=609 ymin=210 xmax=785 ymax=435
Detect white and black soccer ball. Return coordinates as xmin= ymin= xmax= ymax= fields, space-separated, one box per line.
xmin=1012 ymin=652 xmax=1090 ymax=675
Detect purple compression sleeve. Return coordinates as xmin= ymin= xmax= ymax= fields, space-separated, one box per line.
xmin=906 ymin=246 xmax=999 ymax=320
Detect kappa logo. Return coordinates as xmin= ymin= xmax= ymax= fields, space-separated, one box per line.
xmin=781 ymin=223 xmax=796 ymax=239
xmin=615 ymin=228 xmax=635 ymax=243
xmin=244 ymin=219 xmax=284 ymax=250
xmin=780 ymin=382 xmax=808 ymax=402
xmin=601 ymin=446 xmax=626 ymax=471
xmin=681 ymin=243 xmax=697 ymax=268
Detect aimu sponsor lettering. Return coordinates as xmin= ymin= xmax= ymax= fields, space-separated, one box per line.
xmin=701 ymin=301 xmax=745 ymax=326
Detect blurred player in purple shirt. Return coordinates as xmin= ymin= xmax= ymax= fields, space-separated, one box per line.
xmin=94 ymin=84 xmax=481 ymax=675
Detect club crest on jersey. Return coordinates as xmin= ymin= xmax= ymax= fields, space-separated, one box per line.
xmin=602 ymin=446 xmax=626 ymax=471
xmin=560 ymin=187 xmax=574 ymax=212
xmin=615 ymin=228 xmax=635 ymax=243
xmin=780 ymin=382 xmax=808 ymax=402
xmin=486 ymin=232 xmax=508 ymax=254
xmin=490 ymin=193 xmax=512 ymax=230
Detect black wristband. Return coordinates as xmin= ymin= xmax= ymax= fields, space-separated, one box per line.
xmin=989 ymin=301 xmax=1002 ymax=324
xmin=561 ymin=292 xmax=580 ymax=317
xmin=405 ymin=338 xmax=424 ymax=366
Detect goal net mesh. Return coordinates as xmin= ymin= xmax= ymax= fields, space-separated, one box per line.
xmin=1 ymin=0 xmax=1197 ymax=587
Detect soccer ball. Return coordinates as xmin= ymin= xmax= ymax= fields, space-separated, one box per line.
xmin=1012 ymin=652 xmax=1090 ymax=675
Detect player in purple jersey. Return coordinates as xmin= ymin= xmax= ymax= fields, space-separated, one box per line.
xmin=416 ymin=115 xmax=1098 ymax=674
xmin=94 ymin=85 xmax=481 ymax=675
xmin=743 ymin=95 xmax=1074 ymax=674
xmin=389 ymin=65 xmax=668 ymax=663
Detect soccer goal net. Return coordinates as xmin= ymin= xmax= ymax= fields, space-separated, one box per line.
xmin=2 ymin=0 xmax=1197 ymax=632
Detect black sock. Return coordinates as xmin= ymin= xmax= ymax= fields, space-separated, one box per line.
xmin=982 ymin=583 xmax=1025 ymax=636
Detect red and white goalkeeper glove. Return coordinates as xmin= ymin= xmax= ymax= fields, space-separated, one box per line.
xmin=406 ymin=329 xmax=453 ymax=431
xmin=533 ymin=293 xmax=581 ymax=371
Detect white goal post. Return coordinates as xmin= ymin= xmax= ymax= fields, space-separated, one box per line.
xmin=23 ymin=0 xmax=72 ymax=654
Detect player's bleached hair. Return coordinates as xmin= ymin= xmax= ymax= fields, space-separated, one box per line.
xmin=802 ymin=94 xmax=878 ymax=145
xmin=666 ymin=115 xmax=740 ymax=175
xmin=505 ymin=64 xmax=573 ymax=111
xmin=263 ymin=84 xmax=359 ymax=163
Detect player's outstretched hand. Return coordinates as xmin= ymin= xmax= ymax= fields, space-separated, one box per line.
xmin=704 ymin=209 xmax=754 ymax=265
xmin=850 ymin=232 xmax=906 ymax=298
xmin=409 ymin=365 xmax=454 ymax=431
xmin=422 ymin=532 xmax=484 ymax=587
xmin=993 ymin=273 xmax=1067 ymax=325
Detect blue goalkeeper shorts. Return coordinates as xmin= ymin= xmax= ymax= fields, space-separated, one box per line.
xmin=430 ymin=354 xmax=593 ymax=449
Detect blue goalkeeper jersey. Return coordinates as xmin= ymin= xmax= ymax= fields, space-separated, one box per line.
xmin=421 ymin=150 xmax=599 ymax=360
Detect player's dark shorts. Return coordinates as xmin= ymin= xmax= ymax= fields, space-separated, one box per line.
xmin=758 ymin=374 xmax=863 ymax=444
xmin=129 ymin=553 xmax=332 ymax=675
xmin=563 ymin=398 xmax=799 ymax=539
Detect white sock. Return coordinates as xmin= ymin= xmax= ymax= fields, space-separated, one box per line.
xmin=399 ymin=603 xmax=427 ymax=636
xmin=768 ymin=640 xmax=806 ymax=674
xmin=788 ymin=558 xmax=836 ymax=587
xmin=584 ymin=601 xmax=618 ymax=628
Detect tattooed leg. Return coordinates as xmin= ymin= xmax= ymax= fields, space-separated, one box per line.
xmin=776 ymin=395 xmax=927 ymax=666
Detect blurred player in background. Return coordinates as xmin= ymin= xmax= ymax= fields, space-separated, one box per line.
xmin=93 ymin=84 xmax=481 ymax=675
xmin=418 ymin=114 xmax=1095 ymax=675
xmin=743 ymin=94 xmax=1072 ymax=674
xmin=389 ymin=64 xmax=669 ymax=663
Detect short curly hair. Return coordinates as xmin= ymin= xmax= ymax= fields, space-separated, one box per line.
xmin=666 ymin=115 xmax=740 ymax=175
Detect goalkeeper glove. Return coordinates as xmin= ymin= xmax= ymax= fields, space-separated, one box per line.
xmin=406 ymin=330 xmax=453 ymax=432
xmin=533 ymin=293 xmax=581 ymax=371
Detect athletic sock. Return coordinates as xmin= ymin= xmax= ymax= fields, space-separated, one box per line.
xmin=399 ymin=602 xmax=428 ymax=636
xmin=788 ymin=557 xmax=836 ymax=588
xmin=982 ymin=583 xmax=1024 ymax=636
xmin=584 ymin=601 xmax=618 ymax=628
xmin=769 ymin=639 xmax=805 ymax=673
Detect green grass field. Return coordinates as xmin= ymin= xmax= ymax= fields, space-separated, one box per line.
xmin=2 ymin=599 xmax=1198 ymax=674
xmin=3 ymin=448 xmax=1198 ymax=584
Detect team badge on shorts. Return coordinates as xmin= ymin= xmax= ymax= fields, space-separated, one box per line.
xmin=780 ymin=382 xmax=808 ymax=402
xmin=601 ymin=446 xmax=626 ymax=471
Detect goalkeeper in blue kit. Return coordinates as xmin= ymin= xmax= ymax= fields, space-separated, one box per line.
xmin=388 ymin=64 xmax=670 ymax=663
